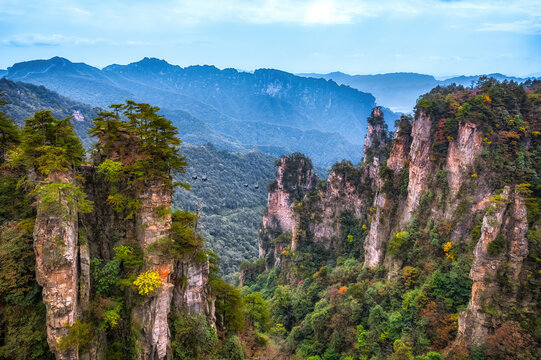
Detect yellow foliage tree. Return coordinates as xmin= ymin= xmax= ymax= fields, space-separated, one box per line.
xmin=133 ymin=270 xmax=162 ymax=295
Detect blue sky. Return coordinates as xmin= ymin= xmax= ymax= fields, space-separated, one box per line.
xmin=0 ymin=0 xmax=540 ymax=76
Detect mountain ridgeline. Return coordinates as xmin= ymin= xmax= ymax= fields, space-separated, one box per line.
xmin=241 ymin=78 xmax=541 ymax=359
xmin=4 ymin=56 xmax=399 ymax=167
xmin=299 ymin=72 xmax=538 ymax=114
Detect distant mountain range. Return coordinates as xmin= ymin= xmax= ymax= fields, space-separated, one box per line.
xmin=298 ymin=72 xmax=538 ymax=113
xmin=3 ymin=57 xmax=400 ymax=167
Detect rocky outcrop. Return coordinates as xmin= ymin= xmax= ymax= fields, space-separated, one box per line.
xmin=362 ymin=107 xmax=389 ymax=165
xmin=362 ymin=107 xmax=391 ymax=182
xmin=446 ymin=122 xmax=483 ymax=198
xmin=456 ymin=188 xmax=529 ymax=346
xmin=259 ymin=154 xmax=317 ymax=265
xmin=78 ymin=241 xmax=91 ymax=316
xmin=312 ymin=170 xmax=366 ymax=248
xmin=133 ymin=181 xmax=175 ymax=360
xmin=364 ymin=117 xmax=412 ymax=268
xmin=387 ymin=116 xmax=412 ymax=173
xmin=363 ymin=193 xmax=391 ymax=268
xmin=33 ymin=172 xmax=80 ymax=360
xmin=173 ymin=261 xmax=214 ymax=319
xmin=402 ymin=111 xmax=432 ymax=223
xmin=85 ymin=128 xmax=214 ymax=359
xmin=253 ymin=81 xmax=539 ymax=356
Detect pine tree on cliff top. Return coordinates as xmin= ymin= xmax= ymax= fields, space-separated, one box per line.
xmin=90 ymin=101 xmax=188 ymax=183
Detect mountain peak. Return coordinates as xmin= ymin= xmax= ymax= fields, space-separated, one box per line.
xmin=137 ymin=57 xmax=171 ymax=66
xmin=6 ymin=56 xmax=101 ymax=79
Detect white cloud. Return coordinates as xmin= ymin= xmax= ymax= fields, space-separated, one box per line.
xmin=1 ymin=33 xmax=158 ymax=47
xmin=476 ymin=19 xmax=541 ymax=34
xmin=1 ymin=33 xmax=107 ymax=47
xmin=304 ymin=1 xmax=352 ymax=24
xmin=1 ymin=0 xmax=540 ymax=31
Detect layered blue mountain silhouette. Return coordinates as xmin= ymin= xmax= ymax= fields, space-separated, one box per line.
xmin=4 ymin=57 xmax=399 ymax=167
xmin=299 ymin=71 xmax=535 ymax=113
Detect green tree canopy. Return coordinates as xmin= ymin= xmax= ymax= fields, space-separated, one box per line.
xmin=90 ymin=101 xmax=187 ymax=183
xmin=19 ymin=110 xmax=85 ymax=176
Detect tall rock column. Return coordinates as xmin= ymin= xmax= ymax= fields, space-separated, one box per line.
xmin=33 ymin=172 xmax=80 ymax=360
xmin=133 ymin=180 xmax=175 ymax=360
xmin=456 ymin=187 xmax=529 ymax=347
xmin=364 ymin=116 xmax=411 ymax=268
xmin=259 ymin=154 xmax=317 ymax=266
xmin=402 ymin=111 xmax=433 ymax=224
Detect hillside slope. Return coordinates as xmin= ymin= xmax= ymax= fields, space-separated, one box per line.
xmin=175 ymin=143 xmax=277 ymax=275
xmin=0 ymin=78 xmax=99 ymax=147
xmin=241 ymin=78 xmax=541 ymax=359
xmin=0 ymin=81 xmax=276 ymax=275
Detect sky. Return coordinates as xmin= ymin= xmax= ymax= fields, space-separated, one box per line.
xmin=0 ymin=0 xmax=540 ymax=76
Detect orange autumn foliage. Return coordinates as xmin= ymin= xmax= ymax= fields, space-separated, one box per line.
xmin=421 ymin=301 xmax=457 ymax=350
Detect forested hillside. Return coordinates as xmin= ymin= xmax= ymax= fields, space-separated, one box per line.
xmin=0 ymin=100 xmax=251 ymax=359
xmin=0 ymin=78 xmax=99 ymax=147
xmin=175 ymin=143 xmax=276 ymax=275
xmin=2 ymin=72 xmax=539 ymax=360
xmin=240 ymin=78 xmax=541 ymax=359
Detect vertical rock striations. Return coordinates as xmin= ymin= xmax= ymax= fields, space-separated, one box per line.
xmin=252 ymin=80 xmax=540 ymax=357
xmin=364 ymin=116 xmax=412 ymax=268
xmin=34 ymin=172 xmax=80 ymax=360
xmin=259 ymin=153 xmax=317 ymax=266
xmin=402 ymin=110 xmax=432 ymax=223
xmin=133 ymin=180 xmax=175 ymax=360
xmin=456 ymin=188 xmax=529 ymax=346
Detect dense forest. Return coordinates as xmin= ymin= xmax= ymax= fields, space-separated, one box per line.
xmin=174 ymin=143 xmax=276 ymax=277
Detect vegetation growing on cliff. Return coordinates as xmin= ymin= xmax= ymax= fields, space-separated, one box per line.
xmin=0 ymin=98 xmax=54 ymax=358
xmin=241 ymin=79 xmax=541 ymax=360
xmin=0 ymin=97 xmax=250 ymax=359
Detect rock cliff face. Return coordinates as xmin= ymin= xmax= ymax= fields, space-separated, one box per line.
xmin=311 ymin=170 xmax=366 ymax=248
xmin=31 ymin=127 xmax=214 ymax=359
xmin=90 ymin=131 xmax=213 ymax=360
xmin=402 ymin=111 xmax=432 ymax=224
xmin=362 ymin=106 xmax=391 ymax=182
xmin=173 ymin=261 xmax=214 ymax=318
xmin=364 ymin=116 xmax=411 ymax=268
xmin=456 ymin=187 xmax=529 ymax=346
xmin=258 ymin=88 xmax=539 ymax=353
xmin=259 ymin=154 xmax=317 ymax=266
xmin=132 ymin=181 xmax=175 ymax=360
xmin=33 ymin=171 xmax=80 ymax=360
xmin=445 ymin=122 xmax=483 ymax=199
